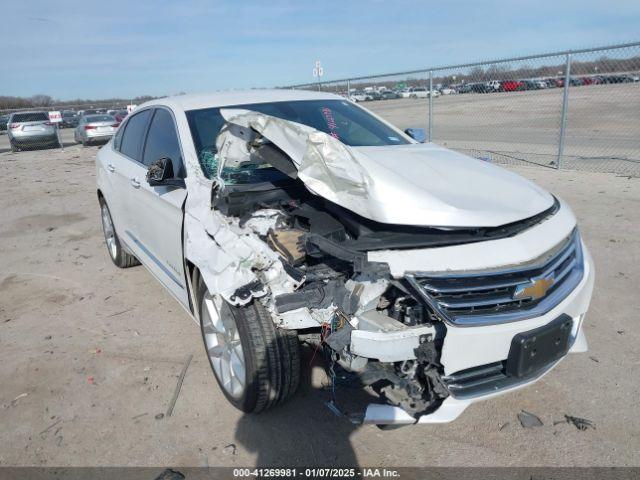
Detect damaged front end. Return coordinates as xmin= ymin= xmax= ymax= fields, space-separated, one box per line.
xmin=183 ymin=108 xmax=578 ymax=425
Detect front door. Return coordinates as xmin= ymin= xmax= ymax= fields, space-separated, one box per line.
xmin=126 ymin=107 xmax=189 ymax=307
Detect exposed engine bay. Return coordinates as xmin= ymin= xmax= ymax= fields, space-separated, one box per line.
xmin=186 ymin=109 xmax=561 ymax=422
xmin=215 ymin=183 xmax=452 ymax=419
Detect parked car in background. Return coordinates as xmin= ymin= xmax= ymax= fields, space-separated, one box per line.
xmin=500 ymin=80 xmax=524 ymax=92
xmin=60 ymin=110 xmax=79 ymax=128
xmin=7 ymin=111 xmax=60 ymax=152
xmin=0 ymin=114 xmax=9 ymax=133
xmin=439 ymin=86 xmax=456 ymax=95
xmin=409 ymin=87 xmax=429 ymax=98
xmin=545 ymin=77 xmax=563 ymax=88
xmin=380 ymin=90 xmax=400 ymax=100
xmin=486 ymin=80 xmax=502 ymax=92
xmin=522 ymin=80 xmax=543 ymax=90
xmin=74 ymin=114 xmax=119 ymax=146
xmin=367 ymin=90 xmax=383 ymax=101
xmin=115 ymin=110 xmax=129 ymax=123
xmin=468 ymin=82 xmax=492 ymax=93
xmin=350 ymin=90 xmax=371 ymax=102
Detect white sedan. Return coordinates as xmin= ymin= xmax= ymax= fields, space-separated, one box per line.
xmin=96 ymin=90 xmax=594 ymax=425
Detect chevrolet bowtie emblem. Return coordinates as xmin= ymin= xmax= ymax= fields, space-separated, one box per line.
xmin=513 ymin=274 xmax=555 ymax=301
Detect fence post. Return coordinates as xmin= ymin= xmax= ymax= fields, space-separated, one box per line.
xmin=428 ymin=70 xmax=433 ymax=142
xmin=347 ymin=79 xmax=351 ymax=100
xmin=557 ymin=53 xmax=572 ymax=169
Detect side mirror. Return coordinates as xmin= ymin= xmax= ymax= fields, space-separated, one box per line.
xmin=404 ymin=128 xmax=427 ymax=143
xmin=146 ymin=157 xmax=185 ymax=188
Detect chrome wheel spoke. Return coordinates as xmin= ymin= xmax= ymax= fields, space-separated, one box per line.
xmin=201 ymin=293 xmax=247 ymax=399
xmin=101 ymin=206 xmax=117 ymax=258
xmin=207 ymin=344 xmax=224 ymax=358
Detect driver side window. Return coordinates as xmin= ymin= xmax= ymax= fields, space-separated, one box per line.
xmin=142 ymin=108 xmax=184 ymax=178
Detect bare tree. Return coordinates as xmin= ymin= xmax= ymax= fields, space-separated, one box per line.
xmin=29 ymin=94 xmax=53 ymax=107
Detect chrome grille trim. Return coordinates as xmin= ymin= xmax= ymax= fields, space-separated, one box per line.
xmin=406 ymin=229 xmax=584 ymax=327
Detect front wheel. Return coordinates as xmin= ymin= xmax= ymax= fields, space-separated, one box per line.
xmin=198 ymin=276 xmax=300 ymax=413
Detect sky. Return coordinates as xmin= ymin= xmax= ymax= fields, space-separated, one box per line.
xmin=2 ymin=0 xmax=639 ymax=100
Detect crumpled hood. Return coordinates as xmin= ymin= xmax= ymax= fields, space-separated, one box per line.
xmin=350 ymin=143 xmax=554 ymax=227
xmin=217 ymin=109 xmax=554 ymax=228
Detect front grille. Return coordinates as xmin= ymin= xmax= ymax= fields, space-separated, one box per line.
xmin=406 ymin=229 xmax=584 ymax=326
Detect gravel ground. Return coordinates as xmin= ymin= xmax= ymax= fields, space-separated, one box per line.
xmin=0 ymin=137 xmax=638 ymax=467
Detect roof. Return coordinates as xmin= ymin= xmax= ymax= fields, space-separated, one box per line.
xmin=142 ymin=89 xmax=343 ymax=112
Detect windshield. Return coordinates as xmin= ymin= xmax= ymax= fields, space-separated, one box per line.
xmin=186 ymin=99 xmax=408 ymax=182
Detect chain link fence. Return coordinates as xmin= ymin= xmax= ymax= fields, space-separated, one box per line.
xmin=285 ymin=42 xmax=640 ymax=176
xmin=0 ymin=101 xmax=134 ymax=154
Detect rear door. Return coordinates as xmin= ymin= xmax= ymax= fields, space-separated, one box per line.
xmin=126 ymin=107 xmax=189 ymax=306
xmin=106 ymin=108 xmax=153 ymax=248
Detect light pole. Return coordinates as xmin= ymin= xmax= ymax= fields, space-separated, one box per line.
xmin=313 ymin=60 xmax=324 ymax=91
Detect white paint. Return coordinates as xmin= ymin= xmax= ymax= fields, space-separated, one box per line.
xmin=218 ymin=109 xmax=553 ymax=228
xmin=368 ymin=198 xmax=577 ymax=277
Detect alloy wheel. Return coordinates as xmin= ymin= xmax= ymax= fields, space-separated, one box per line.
xmin=201 ymin=293 xmax=246 ymax=398
xmin=100 ymin=203 xmax=118 ymax=260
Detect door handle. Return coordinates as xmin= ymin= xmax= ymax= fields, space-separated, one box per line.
xmin=107 ymin=164 xmax=115 ymax=173
xmin=130 ymin=178 xmax=141 ymax=189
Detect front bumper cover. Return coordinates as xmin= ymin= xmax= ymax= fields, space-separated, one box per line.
xmin=357 ymin=243 xmax=594 ymax=425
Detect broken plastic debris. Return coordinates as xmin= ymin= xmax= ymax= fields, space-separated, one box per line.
xmin=517 ymin=410 xmax=543 ymax=428
xmin=556 ymin=415 xmax=595 ymax=431
xmin=222 ymin=443 xmax=237 ymax=455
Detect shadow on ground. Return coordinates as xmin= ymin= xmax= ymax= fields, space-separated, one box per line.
xmin=233 ymin=345 xmax=381 ymax=466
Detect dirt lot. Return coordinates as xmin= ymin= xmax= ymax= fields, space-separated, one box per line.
xmin=0 ymin=139 xmax=639 ymax=467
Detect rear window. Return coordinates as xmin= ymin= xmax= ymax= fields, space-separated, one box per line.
xmin=12 ymin=112 xmax=48 ymax=122
xmin=85 ymin=115 xmax=115 ymax=123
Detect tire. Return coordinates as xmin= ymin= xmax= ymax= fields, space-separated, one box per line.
xmin=82 ymin=139 xmax=89 ymax=147
xmin=10 ymin=141 xmax=18 ymax=153
xmin=99 ymin=198 xmax=140 ymax=268
xmin=198 ymin=276 xmax=300 ymax=413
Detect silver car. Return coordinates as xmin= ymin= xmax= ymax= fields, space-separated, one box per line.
xmin=74 ymin=114 xmax=119 ymax=146
xmin=7 ymin=111 xmax=60 ymax=152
